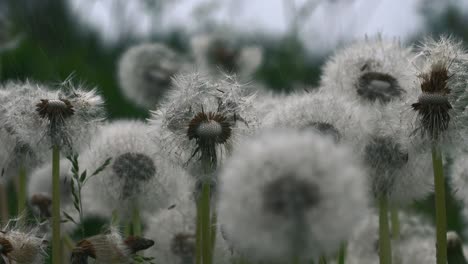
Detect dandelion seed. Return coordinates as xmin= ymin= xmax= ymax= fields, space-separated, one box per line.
xmin=218 ymin=129 xmax=367 ymax=261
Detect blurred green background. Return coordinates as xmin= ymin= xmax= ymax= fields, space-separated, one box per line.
xmin=1 ymin=0 xmax=468 ymax=249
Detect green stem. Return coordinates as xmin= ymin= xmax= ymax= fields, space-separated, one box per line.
xmin=132 ymin=206 xmax=142 ymax=236
xmin=432 ymin=143 xmax=447 ymax=264
xmin=210 ymin=211 xmax=217 ymax=252
xmin=379 ymin=196 xmax=392 ymax=264
xmin=17 ymin=166 xmax=27 ymax=217
xmin=338 ymin=242 xmax=346 ymax=264
xmin=0 ymin=183 xmax=9 ymax=225
xmin=318 ymin=256 xmax=327 ymax=264
xmin=201 ymin=182 xmax=212 ymax=264
xmin=196 ymin=200 xmax=202 ymax=264
xmin=111 ymin=209 xmax=120 ymax=227
xmin=390 ymin=207 xmax=400 ymax=240
xmin=52 ymin=145 xmax=61 ymax=264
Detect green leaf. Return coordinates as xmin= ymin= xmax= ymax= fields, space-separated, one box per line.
xmin=91 ymin=157 xmax=112 ymax=177
xmin=79 ymin=170 xmax=87 ymax=183
xmin=62 ymin=211 xmax=78 ymax=225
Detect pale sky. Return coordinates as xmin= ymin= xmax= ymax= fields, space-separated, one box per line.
xmin=67 ymin=0 xmax=445 ymax=53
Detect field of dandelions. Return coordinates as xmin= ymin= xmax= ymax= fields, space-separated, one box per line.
xmin=1 ymin=4 xmax=468 ymax=264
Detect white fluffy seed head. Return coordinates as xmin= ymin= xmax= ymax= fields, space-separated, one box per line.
xmin=190 ymin=33 xmax=263 ymax=79
xmin=80 ymin=120 xmax=194 ymax=218
xmin=450 ymin=153 xmax=468 ymax=205
xmin=320 ymin=36 xmax=418 ymax=105
xmin=362 ymin=119 xmax=433 ymax=205
xmin=148 ymin=71 xmax=257 ymax=175
xmin=218 ymin=129 xmax=368 ymax=261
xmin=0 ymin=81 xmax=105 ymax=159
xmin=118 ymin=43 xmax=185 ymax=108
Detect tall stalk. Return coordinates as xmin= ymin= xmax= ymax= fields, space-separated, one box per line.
xmin=200 ymin=181 xmax=212 ymax=264
xmin=390 ymin=207 xmax=400 ymax=240
xmin=432 ymin=143 xmax=447 ymax=264
xmin=196 ymin=200 xmax=202 ymax=264
xmin=51 ymin=145 xmax=61 ymax=264
xmin=0 ymin=183 xmax=9 ymax=224
xmin=379 ymin=196 xmax=392 ymax=264
xmin=132 ymin=206 xmax=142 ymax=236
xmin=337 ymin=242 xmax=346 ymax=264
xmin=17 ymin=166 xmax=27 ymax=216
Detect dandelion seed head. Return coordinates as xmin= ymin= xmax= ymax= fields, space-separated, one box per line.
xmin=81 ymin=120 xmax=194 ymax=217
xmin=321 ymin=36 xmax=417 ymax=105
xmin=410 ymin=37 xmax=468 ymax=144
xmin=149 ymin=71 xmax=256 ymax=173
xmin=218 ymin=129 xmax=367 ymax=261
xmin=118 ymin=43 xmax=184 ymax=108
xmin=191 ymin=34 xmax=263 ymax=78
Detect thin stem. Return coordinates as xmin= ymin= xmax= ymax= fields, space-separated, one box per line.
xmin=379 ymin=196 xmax=392 ymax=264
xmin=390 ymin=207 xmax=400 ymax=240
xmin=132 ymin=206 xmax=142 ymax=236
xmin=201 ymin=181 xmax=212 ymax=264
xmin=17 ymin=166 xmax=27 ymax=217
xmin=196 ymin=200 xmax=202 ymax=264
xmin=338 ymin=242 xmax=346 ymax=264
xmin=0 ymin=183 xmax=9 ymax=225
xmin=432 ymin=143 xmax=447 ymax=264
xmin=210 ymin=211 xmax=217 ymax=252
xmin=52 ymin=145 xmax=61 ymax=264
xmin=111 ymin=209 xmax=120 ymax=226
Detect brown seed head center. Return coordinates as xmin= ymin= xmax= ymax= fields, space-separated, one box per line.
xmin=36 ymin=99 xmax=74 ymax=120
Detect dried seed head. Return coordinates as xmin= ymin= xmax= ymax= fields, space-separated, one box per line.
xmin=263 ymin=176 xmax=320 ymax=217
xmin=113 ymin=152 xmax=156 ymax=198
xmin=0 ymin=228 xmax=47 ymax=264
xmin=124 ymin=236 xmax=155 ymax=254
xmin=0 ymin=237 xmax=13 ymax=255
xmin=170 ymin=233 xmax=196 ymax=258
xmin=356 ymin=72 xmax=404 ymax=103
xmin=187 ymin=112 xmax=231 ymax=142
xmin=36 ymin=99 xmax=74 ymax=120
xmin=411 ymin=62 xmax=453 ymax=140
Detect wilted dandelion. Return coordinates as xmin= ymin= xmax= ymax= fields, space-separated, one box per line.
xmin=218 ymin=129 xmax=367 ymax=262
xmin=70 ymin=227 xmax=154 ymax=264
xmin=0 ymin=219 xmax=47 ymax=264
xmin=118 ymin=43 xmax=186 ymax=108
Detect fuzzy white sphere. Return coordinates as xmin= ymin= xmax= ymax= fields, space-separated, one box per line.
xmin=218 ymin=129 xmax=368 ymax=261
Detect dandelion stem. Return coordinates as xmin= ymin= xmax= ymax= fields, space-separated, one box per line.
xmin=52 ymin=145 xmax=62 ymax=264
xmin=17 ymin=166 xmax=27 ymax=217
xmin=132 ymin=206 xmax=142 ymax=236
xmin=390 ymin=207 xmax=400 ymax=240
xmin=379 ymin=195 xmax=392 ymax=264
xmin=432 ymin=143 xmax=447 ymax=264
xmin=0 ymin=183 xmax=9 ymax=225
xmin=338 ymin=242 xmax=346 ymax=264
xmin=210 ymin=211 xmax=217 ymax=252
xmin=200 ymin=181 xmax=212 ymax=264
xmin=196 ymin=199 xmax=202 ymax=264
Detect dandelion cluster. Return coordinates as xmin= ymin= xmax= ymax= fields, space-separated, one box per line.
xmin=1 ymin=33 xmax=468 ymax=264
